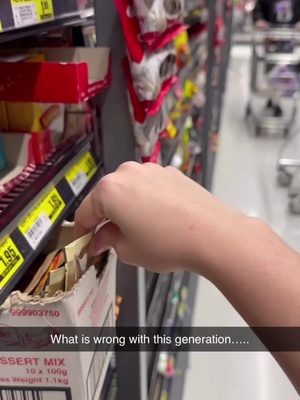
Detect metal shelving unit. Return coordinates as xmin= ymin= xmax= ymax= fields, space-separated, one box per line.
xmin=0 ymin=135 xmax=103 ymax=303
xmin=0 ymin=0 xmax=232 ymax=398
xmin=202 ymin=1 xmax=233 ymax=190
xmin=0 ymin=0 xmax=93 ymax=33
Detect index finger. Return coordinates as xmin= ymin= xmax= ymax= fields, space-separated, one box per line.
xmin=74 ymin=187 xmax=107 ymax=239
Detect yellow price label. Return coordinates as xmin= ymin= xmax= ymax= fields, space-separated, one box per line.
xmin=11 ymin=0 xmax=54 ymax=25
xmin=19 ymin=188 xmax=65 ymax=249
xmin=65 ymin=152 xmax=97 ymax=195
xmin=0 ymin=237 xmax=24 ymax=289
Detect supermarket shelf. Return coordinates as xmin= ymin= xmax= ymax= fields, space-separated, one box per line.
xmin=186 ymin=154 xmax=197 ymax=177
xmin=184 ymin=7 xmax=209 ymax=27
xmin=147 ymin=272 xmax=173 ymax=394
xmin=0 ymin=6 xmax=94 ymax=43
xmin=162 ymin=113 xmax=191 ymax=167
xmin=168 ymin=272 xmax=198 ymax=400
xmin=0 ymin=137 xmax=103 ymax=304
xmin=148 ymin=272 xmax=185 ymax=400
xmin=146 ymin=271 xmax=159 ymax=314
xmin=149 ymin=271 xmax=198 ymax=400
xmin=204 ymin=7 xmax=232 ymax=191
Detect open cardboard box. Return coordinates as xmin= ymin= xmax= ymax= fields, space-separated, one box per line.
xmin=0 ymin=229 xmax=117 ymax=400
xmin=0 ymin=133 xmax=36 ymax=198
xmin=0 ymin=47 xmax=111 ymax=103
xmin=42 ymin=220 xmax=75 ymax=255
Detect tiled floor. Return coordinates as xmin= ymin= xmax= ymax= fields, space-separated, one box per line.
xmin=183 ymin=45 xmax=300 ymax=400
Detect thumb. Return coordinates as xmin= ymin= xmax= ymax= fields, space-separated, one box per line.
xmin=89 ymin=222 xmax=123 ymax=255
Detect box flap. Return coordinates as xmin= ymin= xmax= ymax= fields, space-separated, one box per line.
xmin=0 ymin=250 xmax=116 ymax=310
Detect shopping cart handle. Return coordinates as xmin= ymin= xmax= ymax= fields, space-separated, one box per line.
xmin=253 ymin=27 xmax=300 ymax=44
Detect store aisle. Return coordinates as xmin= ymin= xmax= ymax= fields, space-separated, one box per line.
xmin=183 ymin=46 xmax=300 ymax=400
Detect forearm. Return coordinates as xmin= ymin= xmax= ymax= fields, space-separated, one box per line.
xmin=189 ymin=216 xmax=300 ymax=392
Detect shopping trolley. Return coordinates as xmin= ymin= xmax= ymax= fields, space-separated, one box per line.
xmin=277 ymin=126 xmax=300 ymax=213
xmin=245 ymin=27 xmax=300 ymax=137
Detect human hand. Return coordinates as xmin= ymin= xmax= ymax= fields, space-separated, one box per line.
xmin=295 ymin=21 xmax=300 ymax=31
xmin=75 ymin=162 xmax=246 ymax=274
xmin=255 ymin=19 xmax=270 ymax=30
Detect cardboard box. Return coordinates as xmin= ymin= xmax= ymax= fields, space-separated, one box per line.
xmin=0 ymin=47 xmax=111 ymax=103
xmin=0 ymin=102 xmax=91 ymax=165
xmin=6 ymin=103 xmax=65 ymax=137
xmin=0 ymin=102 xmax=9 ymax=131
xmin=0 ymin=248 xmax=117 ymax=400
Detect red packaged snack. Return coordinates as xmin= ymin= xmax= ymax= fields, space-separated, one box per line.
xmin=141 ymin=136 xmax=162 ymax=164
xmin=123 ymin=58 xmax=169 ymax=158
xmin=127 ymin=45 xmax=178 ymax=114
xmin=132 ymin=0 xmax=184 ymax=47
xmin=131 ymin=102 xmax=168 ymax=158
xmin=115 ymin=0 xmax=185 ymax=51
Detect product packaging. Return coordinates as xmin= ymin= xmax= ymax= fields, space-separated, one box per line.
xmin=123 ymin=56 xmax=169 ymax=158
xmin=0 ymin=102 xmax=9 ymax=131
xmin=0 ymin=101 xmax=92 ymax=164
xmin=0 ymin=47 xmax=111 ymax=103
xmin=122 ymin=44 xmax=178 ymax=118
xmin=141 ymin=136 xmax=162 ymax=164
xmin=5 ymin=103 xmax=65 ymax=143
xmin=174 ymin=30 xmax=192 ymax=69
xmin=0 ymin=231 xmax=117 ymax=400
xmin=116 ymin=0 xmax=180 ymax=115
xmin=115 ymin=0 xmax=185 ymax=51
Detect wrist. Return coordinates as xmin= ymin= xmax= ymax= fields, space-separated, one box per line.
xmin=184 ymin=207 xmax=252 ymax=278
xmin=189 ymin=211 xmax=269 ymax=285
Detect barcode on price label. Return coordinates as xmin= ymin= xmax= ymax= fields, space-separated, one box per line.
xmin=65 ymin=152 xmax=97 ymax=196
xmin=24 ymin=212 xmax=52 ymax=250
xmin=0 ymin=387 xmax=71 ymax=400
xmin=11 ymin=3 xmax=38 ymax=27
xmin=69 ymin=170 xmax=89 ymax=196
xmin=11 ymin=0 xmax=54 ymax=27
xmin=19 ymin=188 xmax=65 ymax=249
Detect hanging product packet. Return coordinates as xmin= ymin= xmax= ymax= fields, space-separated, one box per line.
xmin=123 ymin=54 xmax=169 ymax=158
xmin=115 ymin=0 xmax=184 ymax=114
xmin=115 ymin=0 xmax=186 ymax=51
xmin=132 ymin=0 xmax=185 ymax=47
xmin=115 ymin=0 xmax=187 ymax=158
xmin=122 ymin=43 xmax=179 ymax=117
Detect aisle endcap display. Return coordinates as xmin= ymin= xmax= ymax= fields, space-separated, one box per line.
xmin=0 ymin=142 xmax=103 ymax=305
xmin=0 ymin=47 xmax=111 ymax=103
